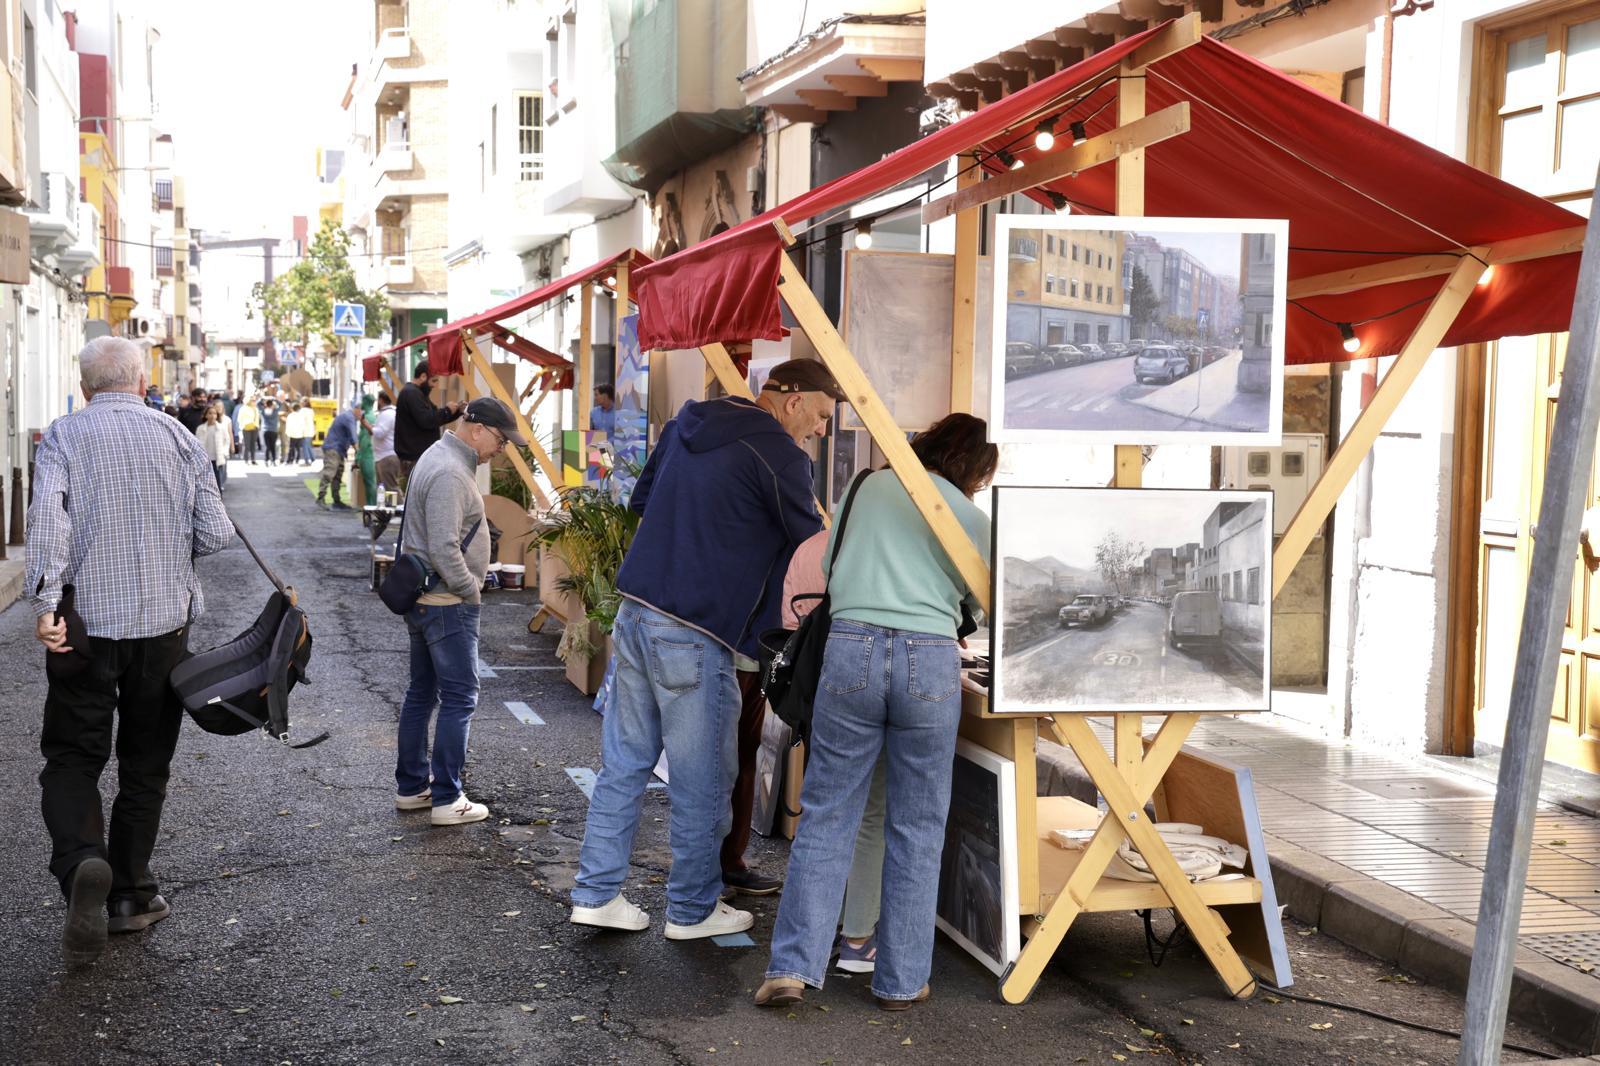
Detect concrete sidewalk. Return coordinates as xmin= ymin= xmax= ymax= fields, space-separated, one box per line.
xmin=1129 ymin=351 xmax=1271 ymax=432
xmin=1043 ymin=713 xmax=1600 ymax=1051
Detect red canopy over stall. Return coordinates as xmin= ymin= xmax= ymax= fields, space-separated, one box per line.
xmin=632 ymin=27 xmax=1582 ymax=365
xmin=362 ymin=248 xmax=653 ymax=386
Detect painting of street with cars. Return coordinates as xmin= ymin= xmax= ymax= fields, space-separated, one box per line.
xmin=989 ymin=487 xmax=1273 ymax=714
xmin=990 ymin=216 xmax=1287 ymax=446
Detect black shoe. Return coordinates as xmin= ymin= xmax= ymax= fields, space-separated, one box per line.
xmin=331 ymin=501 xmax=353 ymax=511
xmin=108 ymin=895 xmax=171 ymax=934
xmin=62 ymin=858 xmax=111 ymax=968
xmin=723 ymin=867 xmax=783 ymax=896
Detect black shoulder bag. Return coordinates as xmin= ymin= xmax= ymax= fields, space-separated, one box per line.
xmin=756 ymin=470 xmax=870 ymax=744
xmin=378 ymin=505 xmax=483 ymax=615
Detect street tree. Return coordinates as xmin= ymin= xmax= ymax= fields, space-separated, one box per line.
xmin=1128 ymin=265 xmax=1160 ymax=336
xmin=253 ymin=218 xmax=387 ymax=362
xmin=1094 ymin=532 xmax=1146 ymax=596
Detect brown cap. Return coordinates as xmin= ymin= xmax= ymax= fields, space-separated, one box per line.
xmin=761 ymin=359 xmax=847 ymax=403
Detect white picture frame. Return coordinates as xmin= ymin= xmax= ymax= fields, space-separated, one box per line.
xmin=935 ymin=739 xmax=1021 ymax=976
xmin=989 ymin=487 xmax=1273 ymax=715
xmin=989 ymin=214 xmax=1287 ymax=446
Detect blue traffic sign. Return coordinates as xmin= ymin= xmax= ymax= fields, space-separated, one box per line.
xmin=332 ymin=302 xmax=366 ymax=336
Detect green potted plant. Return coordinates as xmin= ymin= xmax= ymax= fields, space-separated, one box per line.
xmin=533 ymin=482 xmax=640 ymax=692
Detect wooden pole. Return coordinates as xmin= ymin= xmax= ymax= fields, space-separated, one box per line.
xmin=578 ymin=281 xmax=594 ymax=431
xmin=459 ymin=356 xmax=550 ymax=511
xmin=524 ymin=373 xmax=557 ymax=421
xmin=1458 ymin=181 xmax=1600 ymax=1066
xmin=462 ymin=332 xmax=563 ymax=492
xmin=700 ymin=342 xmax=754 ymax=400
xmin=775 ymin=243 xmax=982 ymax=605
xmin=1271 ymin=252 xmax=1487 ymax=597
xmin=950 ymin=153 xmax=981 ymax=414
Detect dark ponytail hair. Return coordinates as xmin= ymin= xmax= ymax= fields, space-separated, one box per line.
xmin=910 ymin=413 xmax=998 ymax=498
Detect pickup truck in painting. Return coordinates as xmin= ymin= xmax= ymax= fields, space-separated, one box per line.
xmin=1059 ymin=594 xmax=1111 ymax=628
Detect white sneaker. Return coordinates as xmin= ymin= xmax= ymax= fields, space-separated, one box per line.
xmin=395 ymin=789 xmax=431 ymax=811
xmin=430 ymin=795 xmax=489 ymax=826
xmin=664 ymin=900 xmax=754 ymax=941
xmin=570 ymin=894 xmax=650 ymax=932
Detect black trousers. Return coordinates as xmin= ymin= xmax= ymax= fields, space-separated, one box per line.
xmin=721 ymin=670 xmax=767 ymax=875
xmin=39 ymin=627 xmax=187 ymax=904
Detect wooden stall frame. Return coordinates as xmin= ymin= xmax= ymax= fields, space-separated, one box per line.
xmin=461 ymin=332 xmax=564 ymax=489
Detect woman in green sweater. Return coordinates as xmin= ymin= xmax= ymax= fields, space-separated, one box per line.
xmin=758 ymin=413 xmax=996 ymax=1011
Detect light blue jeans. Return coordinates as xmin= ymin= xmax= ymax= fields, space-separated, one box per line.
xmin=765 ymin=620 xmax=962 ymax=1000
xmin=395 ymin=602 xmax=481 ymax=806
xmin=572 ymin=600 xmax=739 ymax=925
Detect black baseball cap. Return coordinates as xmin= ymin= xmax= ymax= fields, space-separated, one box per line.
xmin=761 ymin=359 xmax=847 ymax=403
xmin=462 ymin=397 xmax=528 ymax=446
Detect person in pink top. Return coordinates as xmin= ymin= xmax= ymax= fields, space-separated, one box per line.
xmin=779 ymin=526 xmax=886 ymax=976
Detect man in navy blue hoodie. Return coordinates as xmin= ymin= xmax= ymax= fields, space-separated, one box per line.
xmin=571 ymin=360 xmax=842 ymax=941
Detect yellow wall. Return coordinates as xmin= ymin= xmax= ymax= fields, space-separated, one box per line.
xmin=1007 ymin=227 xmax=1124 ymax=312
xmin=79 ymin=130 xmax=125 ymax=328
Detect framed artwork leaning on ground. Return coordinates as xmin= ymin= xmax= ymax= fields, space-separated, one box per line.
xmin=989 ymin=215 xmax=1287 ymax=447
xmin=935 ymin=739 xmax=1020 ymax=977
xmin=988 ymin=487 xmax=1273 ymax=715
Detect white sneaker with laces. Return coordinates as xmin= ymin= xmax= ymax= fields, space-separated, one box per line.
xmin=570 ymin=894 xmax=650 ymax=932
xmin=664 ymin=900 xmax=754 ymax=941
xmin=430 ymin=795 xmax=489 ymax=826
xmin=395 ymin=790 xmax=431 ymax=811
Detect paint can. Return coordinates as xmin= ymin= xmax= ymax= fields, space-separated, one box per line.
xmin=500 ymin=564 xmax=526 ymax=590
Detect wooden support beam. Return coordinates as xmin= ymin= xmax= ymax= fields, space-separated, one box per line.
xmin=376 ymin=358 xmax=400 ymax=402
xmin=1272 ymin=253 xmax=1489 ymax=596
xmin=460 ymin=343 xmax=551 ymax=511
xmin=1287 ymin=224 xmax=1587 ymax=300
xmin=463 ymin=332 xmax=562 ymax=495
xmin=1119 ymin=0 xmax=1187 ymax=20
xmin=524 ymin=373 xmax=557 ymax=422
xmin=774 ymin=238 xmax=988 ymax=610
xmin=699 ymin=342 xmax=752 ymax=401
xmin=920 ymin=103 xmax=1191 ymax=224
xmin=1125 ymin=11 xmax=1202 ymax=70
xmin=796 ymin=88 xmax=858 ymax=112
xmin=823 ymin=74 xmax=888 ymax=97
xmin=855 ymin=56 xmax=922 ymax=82
xmin=769 ymin=104 xmax=826 ymax=126
xmin=577 ymin=281 xmax=594 ymax=430
xmin=950 ymin=153 xmax=981 ymax=414
xmin=613 ymin=262 xmax=631 ymax=373
xmin=1116 ymin=58 xmax=1148 ymax=216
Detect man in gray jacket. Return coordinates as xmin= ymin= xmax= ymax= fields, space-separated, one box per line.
xmin=394 ymin=396 xmax=525 ymax=826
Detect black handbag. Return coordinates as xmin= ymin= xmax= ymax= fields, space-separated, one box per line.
xmin=378 ymin=504 xmax=482 ymax=615
xmin=756 ymin=471 xmax=870 ymax=744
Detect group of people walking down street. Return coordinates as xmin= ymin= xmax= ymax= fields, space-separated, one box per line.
xmin=27 ymin=337 xmax=993 ymax=1011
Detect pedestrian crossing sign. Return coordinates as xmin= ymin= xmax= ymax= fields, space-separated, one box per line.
xmin=332 ymin=302 xmax=366 ymax=336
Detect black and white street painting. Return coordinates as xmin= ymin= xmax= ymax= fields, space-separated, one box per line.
xmin=990 ymin=487 xmax=1273 ymax=714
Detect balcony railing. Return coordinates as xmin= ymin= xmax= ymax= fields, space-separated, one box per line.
xmin=378 ymin=140 xmax=413 ymax=175
xmin=154 ymin=179 xmax=173 ymax=211
xmin=384 ymin=255 xmax=414 ymax=287
xmin=376 ymin=25 xmax=411 ymax=61
xmin=155 ymin=245 xmax=174 ymax=276
xmin=1009 ymin=235 xmax=1038 ymax=262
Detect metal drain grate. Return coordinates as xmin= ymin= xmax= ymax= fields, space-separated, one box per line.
xmin=1524 ymin=931 xmax=1600 ymax=975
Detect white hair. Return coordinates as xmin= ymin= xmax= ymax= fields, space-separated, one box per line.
xmin=79 ymin=336 xmax=146 ymax=393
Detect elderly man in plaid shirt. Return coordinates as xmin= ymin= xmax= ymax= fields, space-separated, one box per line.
xmin=26 ymin=336 xmax=233 ymax=968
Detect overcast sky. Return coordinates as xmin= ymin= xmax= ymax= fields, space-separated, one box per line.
xmin=160 ymin=0 xmax=364 ymax=236
xmin=996 ymin=488 xmax=1221 ymax=570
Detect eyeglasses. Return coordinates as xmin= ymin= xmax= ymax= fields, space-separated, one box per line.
xmin=487 ymin=427 xmax=509 ymax=452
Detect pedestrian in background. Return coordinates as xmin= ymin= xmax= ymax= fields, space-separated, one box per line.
xmin=317 ymin=403 xmax=358 ymax=511
xmin=238 ymin=395 xmax=260 ymax=464
xmin=394 ymin=397 xmax=526 ymax=827
xmin=285 ymin=401 xmax=313 ymax=468
xmin=259 ymin=397 xmax=281 ymax=465
xmin=363 ymin=391 xmax=401 ymax=495
xmin=590 ymin=384 xmax=617 ymax=435
xmin=394 ymin=360 xmax=463 ymax=482
xmin=26 ymin=336 xmax=233 ymax=968
xmin=197 ymin=402 xmax=232 ymax=493
xmin=756 ymin=414 xmax=995 ymax=1011
xmin=178 ymin=387 xmax=208 ymax=435
xmin=569 ymin=360 xmax=841 ymax=942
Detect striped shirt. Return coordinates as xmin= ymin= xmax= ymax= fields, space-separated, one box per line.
xmin=26 ymin=390 xmax=234 ymax=638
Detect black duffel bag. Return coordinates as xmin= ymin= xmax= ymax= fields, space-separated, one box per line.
xmin=756 ymin=471 xmax=869 ymax=744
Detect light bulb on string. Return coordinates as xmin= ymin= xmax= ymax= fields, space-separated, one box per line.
xmin=1048 ymin=192 xmax=1071 ymax=216
xmin=1338 ymin=322 xmax=1360 ymax=354
xmin=995 ymin=149 xmax=1017 ymax=169
xmin=1478 ymin=264 xmax=1495 ymax=286
xmin=1070 ymin=121 xmax=1088 ymax=146
xmin=603 ymin=274 xmax=617 ymax=288
xmin=1034 ymin=119 xmax=1056 ymax=151
xmin=854 ymin=221 xmax=873 ymax=251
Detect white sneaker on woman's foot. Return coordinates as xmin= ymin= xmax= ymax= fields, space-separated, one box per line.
xmin=664 ymin=900 xmax=754 ymax=941
xmin=430 ymin=795 xmax=489 ymax=826
xmin=570 ymin=894 xmax=649 ymax=932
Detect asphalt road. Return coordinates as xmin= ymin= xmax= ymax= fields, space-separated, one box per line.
xmin=1003 ymin=353 xmax=1216 ymax=433
xmin=0 ymin=462 xmax=1570 ymax=1065
xmin=1001 ymin=602 xmax=1263 ymax=711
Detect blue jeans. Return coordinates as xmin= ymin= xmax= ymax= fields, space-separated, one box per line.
xmin=395 ymin=602 xmax=481 ymax=806
xmin=572 ymin=600 xmax=738 ymax=925
xmin=765 ymin=620 xmax=962 ymax=1000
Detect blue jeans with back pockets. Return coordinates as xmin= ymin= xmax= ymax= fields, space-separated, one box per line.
xmin=572 ymin=599 xmax=739 ymax=925
xmin=395 ymin=602 xmax=481 ymax=806
xmin=764 ymin=619 xmax=962 ymax=1000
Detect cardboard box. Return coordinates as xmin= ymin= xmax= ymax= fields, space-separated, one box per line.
xmin=564 ymin=624 xmax=610 ymax=696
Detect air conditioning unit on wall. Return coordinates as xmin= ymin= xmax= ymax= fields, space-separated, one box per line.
xmin=1220 ymin=433 xmax=1326 ymax=537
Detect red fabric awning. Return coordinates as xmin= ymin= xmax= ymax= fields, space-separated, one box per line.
xmin=632 ymin=25 xmax=1584 ymax=364
xmin=360 ymin=248 xmax=652 ymax=383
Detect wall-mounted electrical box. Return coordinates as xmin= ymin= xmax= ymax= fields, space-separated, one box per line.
xmin=1221 ymin=433 xmax=1326 ymax=537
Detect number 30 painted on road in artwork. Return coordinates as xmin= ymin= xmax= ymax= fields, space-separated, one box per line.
xmin=1100 ymin=653 xmax=1139 ymax=667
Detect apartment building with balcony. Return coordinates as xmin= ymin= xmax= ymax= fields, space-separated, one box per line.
xmin=343 ymin=0 xmax=449 ymax=355
xmin=1005 ymin=227 xmax=1127 ymax=348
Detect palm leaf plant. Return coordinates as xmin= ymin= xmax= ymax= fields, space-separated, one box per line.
xmin=533 ymin=483 xmax=640 ymax=662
